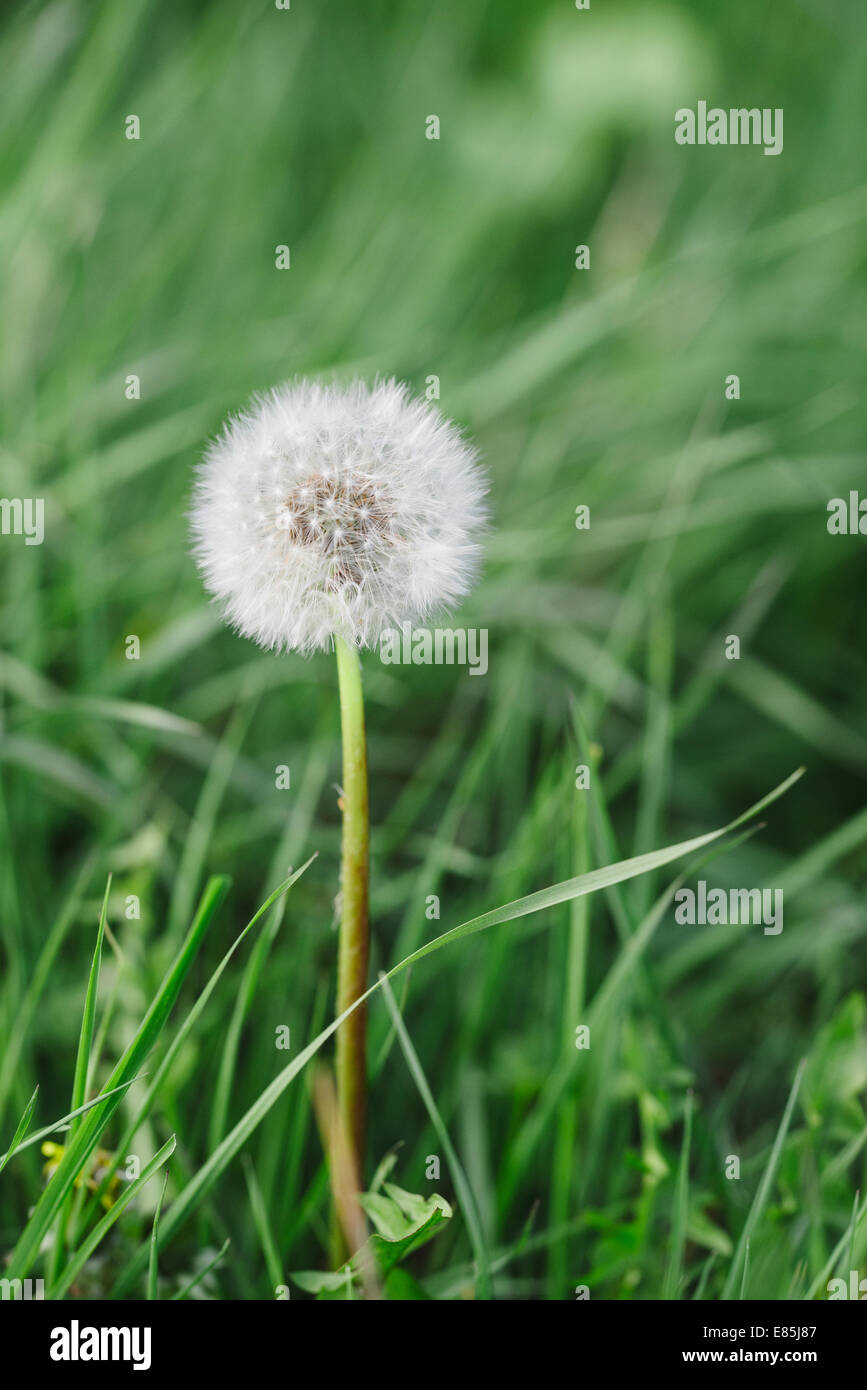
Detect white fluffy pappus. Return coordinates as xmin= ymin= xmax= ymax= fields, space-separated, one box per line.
xmin=191 ymin=378 xmax=488 ymax=653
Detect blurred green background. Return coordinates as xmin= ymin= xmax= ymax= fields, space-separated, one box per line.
xmin=2 ymin=0 xmax=867 ymax=1299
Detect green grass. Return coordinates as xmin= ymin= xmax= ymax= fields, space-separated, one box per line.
xmin=1 ymin=0 xmax=867 ymax=1300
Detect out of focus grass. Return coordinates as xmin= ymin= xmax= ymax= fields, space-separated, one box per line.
xmin=1 ymin=0 xmax=867 ymax=1298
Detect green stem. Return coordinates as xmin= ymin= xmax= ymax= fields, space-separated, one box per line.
xmin=333 ymin=635 xmax=370 ymax=1249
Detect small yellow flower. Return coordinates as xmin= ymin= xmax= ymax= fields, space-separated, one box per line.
xmin=41 ymin=1142 xmax=120 ymax=1210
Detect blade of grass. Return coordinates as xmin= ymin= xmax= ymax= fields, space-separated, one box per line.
xmin=547 ymin=774 xmax=592 ymax=1299
xmin=0 ymin=1078 xmax=142 ymax=1167
xmin=721 ymin=1058 xmax=806 ymax=1299
xmin=0 ymin=1085 xmax=39 ymax=1176
xmin=172 ymin=1238 xmax=231 ymax=1301
xmin=692 ymin=1252 xmax=717 ymax=1300
xmin=378 ymin=971 xmax=492 ymax=1298
xmin=847 ymin=1189 xmax=860 ymax=1275
xmin=389 ymin=769 xmax=805 ymax=981
xmin=68 ymin=872 xmax=110 ymax=1127
xmin=663 ymin=1089 xmax=694 ymax=1300
xmin=148 ymin=1169 xmax=170 ymax=1300
xmin=0 ymin=846 xmax=100 ymax=1127
xmin=49 ymin=874 xmax=111 ymax=1286
xmin=243 ymin=1155 xmax=284 ymax=1296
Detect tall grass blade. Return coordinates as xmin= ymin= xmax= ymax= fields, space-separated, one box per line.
xmin=721 ymin=1059 xmax=806 ymax=1299
xmin=0 ymin=1085 xmax=39 ymax=1176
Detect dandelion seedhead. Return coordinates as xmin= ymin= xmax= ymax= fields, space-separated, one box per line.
xmin=191 ymin=378 xmax=487 ymax=653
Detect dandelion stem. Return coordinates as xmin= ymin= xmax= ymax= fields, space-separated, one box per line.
xmin=332 ymin=634 xmax=370 ymax=1258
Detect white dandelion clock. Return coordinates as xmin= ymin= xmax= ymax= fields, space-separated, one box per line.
xmin=190 ymin=377 xmax=487 ymax=1253
xmin=191 ymin=377 xmax=487 ymax=654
